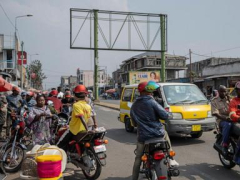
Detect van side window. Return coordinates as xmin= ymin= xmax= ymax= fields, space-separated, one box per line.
xmin=122 ymin=89 xmax=133 ymax=102
xmin=133 ymin=89 xmax=140 ymax=102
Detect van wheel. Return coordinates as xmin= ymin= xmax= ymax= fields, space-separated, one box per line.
xmin=125 ymin=117 xmax=134 ymax=133
xmin=191 ymin=131 xmax=203 ymax=138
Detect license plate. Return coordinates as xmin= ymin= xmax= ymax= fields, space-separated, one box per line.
xmin=192 ymin=125 xmax=201 ymax=131
xmin=94 ymin=145 xmax=106 ymax=153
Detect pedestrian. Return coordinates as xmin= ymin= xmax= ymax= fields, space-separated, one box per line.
xmin=211 ymin=85 xmax=231 ymax=156
xmin=6 ymin=86 xmax=22 ymax=136
xmin=85 ymin=94 xmax=97 ymax=130
xmin=130 ymin=81 xmax=178 ymax=180
xmin=27 ymin=94 xmax=52 ymax=145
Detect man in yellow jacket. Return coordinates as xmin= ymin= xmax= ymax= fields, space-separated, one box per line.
xmin=57 ymin=85 xmax=91 ymax=151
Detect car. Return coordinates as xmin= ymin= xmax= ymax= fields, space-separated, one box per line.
xmin=119 ymin=83 xmax=216 ymax=138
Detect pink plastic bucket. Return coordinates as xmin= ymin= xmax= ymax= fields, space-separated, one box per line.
xmin=37 ymin=160 xmax=61 ymax=178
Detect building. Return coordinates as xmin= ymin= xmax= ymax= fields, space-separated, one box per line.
xmin=113 ymin=52 xmax=187 ymax=85
xmin=76 ymin=69 xmax=107 ymax=88
xmin=185 ymin=57 xmax=240 ymax=96
xmin=0 ymin=34 xmax=19 ymax=82
xmin=60 ymin=76 xmax=69 ymax=87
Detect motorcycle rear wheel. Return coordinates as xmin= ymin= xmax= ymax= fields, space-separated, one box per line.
xmin=82 ymin=149 xmax=102 ymax=180
xmin=219 ymin=141 xmax=236 ymax=169
xmin=2 ymin=144 xmax=25 ymax=173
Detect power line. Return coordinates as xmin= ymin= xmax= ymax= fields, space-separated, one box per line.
xmin=0 ymin=2 xmax=15 ymax=28
xmin=204 ymin=46 xmax=240 ymax=55
xmin=191 ymin=52 xmax=212 ymax=58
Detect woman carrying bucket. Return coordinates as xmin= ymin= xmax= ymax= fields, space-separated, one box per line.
xmin=27 ymin=95 xmax=52 ymax=145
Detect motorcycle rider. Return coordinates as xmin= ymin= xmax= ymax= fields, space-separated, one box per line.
xmin=57 ymin=86 xmax=64 ymax=99
xmin=211 ymin=85 xmax=231 ymax=156
xmin=47 ymin=90 xmax=62 ymax=113
xmin=6 ymin=86 xmax=22 ymax=137
xmin=57 ymin=85 xmax=91 ymax=151
xmin=61 ymin=91 xmax=74 ymax=113
xmin=25 ymin=91 xmax=37 ymax=111
xmin=131 ymin=81 xmax=178 ymax=180
xmin=229 ymin=81 xmax=240 ymax=163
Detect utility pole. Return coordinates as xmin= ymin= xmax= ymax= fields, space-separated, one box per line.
xmin=160 ymin=15 xmax=166 ymax=82
xmin=21 ymin=41 xmax=24 ymax=89
xmin=94 ymin=9 xmax=99 ymax=101
xmin=189 ymin=49 xmax=192 ymax=83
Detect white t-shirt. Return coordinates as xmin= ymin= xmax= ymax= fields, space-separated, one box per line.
xmin=57 ymin=92 xmax=64 ymax=99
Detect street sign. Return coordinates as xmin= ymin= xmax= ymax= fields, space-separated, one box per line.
xmin=17 ymin=51 xmax=27 ymax=65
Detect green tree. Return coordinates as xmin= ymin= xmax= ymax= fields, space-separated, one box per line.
xmin=27 ymin=60 xmax=47 ymax=89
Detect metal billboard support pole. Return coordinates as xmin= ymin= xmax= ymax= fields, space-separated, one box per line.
xmin=94 ymin=10 xmax=99 ymax=101
xmin=160 ymin=15 xmax=166 ymax=82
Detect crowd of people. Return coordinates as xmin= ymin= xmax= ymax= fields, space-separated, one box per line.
xmin=0 ymin=85 xmax=97 ymax=146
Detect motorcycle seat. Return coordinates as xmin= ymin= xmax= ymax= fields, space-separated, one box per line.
xmin=145 ymin=137 xmax=166 ymax=144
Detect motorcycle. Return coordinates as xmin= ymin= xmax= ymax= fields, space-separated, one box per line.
xmin=213 ymin=124 xmax=239 ymax=169
xmin=54 ymin=116 xmax=108 ymax=179
xmin=138 ymin=137 xmax=180 ymax=180
xmin=1 ymin=102 xmax=28 ymax=173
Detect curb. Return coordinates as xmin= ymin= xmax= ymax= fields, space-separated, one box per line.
xmin=94 ymin=103 xmax=120 ymax=111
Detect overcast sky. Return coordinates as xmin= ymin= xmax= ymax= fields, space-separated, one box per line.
xmin=1 ymin=0 xmax=240 ymax=89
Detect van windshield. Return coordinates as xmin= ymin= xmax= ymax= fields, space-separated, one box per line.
xmin=163 ymin=85 xmax=208 ymax=105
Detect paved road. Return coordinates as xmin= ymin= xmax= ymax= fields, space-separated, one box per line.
xmin=6 ymin=106 xmax=240 ymax=180
xmin=100 ymin=99 xmax=120 ymax=105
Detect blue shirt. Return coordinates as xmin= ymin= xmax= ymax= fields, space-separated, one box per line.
xmin=130 ymin=95 xmax=169 ymax=142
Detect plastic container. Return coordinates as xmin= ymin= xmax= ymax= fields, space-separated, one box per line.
xmin=36 ymin=155 xmax=62 ymax=178
xmin=43 ymin=145 xmax=67 ymax=172
xmin=39 ymin=173 xmax=63 ymax=180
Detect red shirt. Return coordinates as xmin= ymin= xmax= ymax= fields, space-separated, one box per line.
xmin=47 ymin=97 xmax=62 ymax=113
xmin=229 ymin=97 xmax=240 ymax=122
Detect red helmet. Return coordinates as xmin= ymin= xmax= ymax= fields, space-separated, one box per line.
xmin=138 ymin=82 xmax=148 ymax=92
xmin=27 ymin=91 xmax=34 ymax=97
xmin=74 ymin=85 xmax=88 ymax=94
xmin=50 ymin=90 xmax=58 ymax=96
xmin=235 ymin=81 xmax=240 ymax=89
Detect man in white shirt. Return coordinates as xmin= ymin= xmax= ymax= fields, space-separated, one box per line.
xmin=57 ymin=86 xmax=64 ymax=99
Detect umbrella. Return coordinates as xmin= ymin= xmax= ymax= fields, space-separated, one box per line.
xmin=106 ymin=89 xmax=116 ymax=93
xmin=0 ymin=77 xmax=12 ymax=92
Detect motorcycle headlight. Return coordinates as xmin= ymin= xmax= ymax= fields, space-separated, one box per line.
xmin=207 ymin=111 xmax=212 ymax=117
xmin=170 ymin=113 xmax=183 ymax=120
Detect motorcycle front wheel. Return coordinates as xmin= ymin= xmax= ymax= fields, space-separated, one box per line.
xmin=82 ymin=149 xmax=102 ymax=180
xmin=2 ymin=144 xmax=25 ymax=173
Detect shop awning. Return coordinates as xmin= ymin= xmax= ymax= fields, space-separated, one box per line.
xmin=0 ymin=77 xmax=12 ymax=92
xmin=205 ymin=73 xmax=240 ymax=79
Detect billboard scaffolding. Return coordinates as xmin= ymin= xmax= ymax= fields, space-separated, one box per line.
xmin=70 ymin=9 xmax=167 ymax=100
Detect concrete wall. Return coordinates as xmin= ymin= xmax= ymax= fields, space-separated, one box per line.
xmin=202 ymin=61 xmax=240 ymax=76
